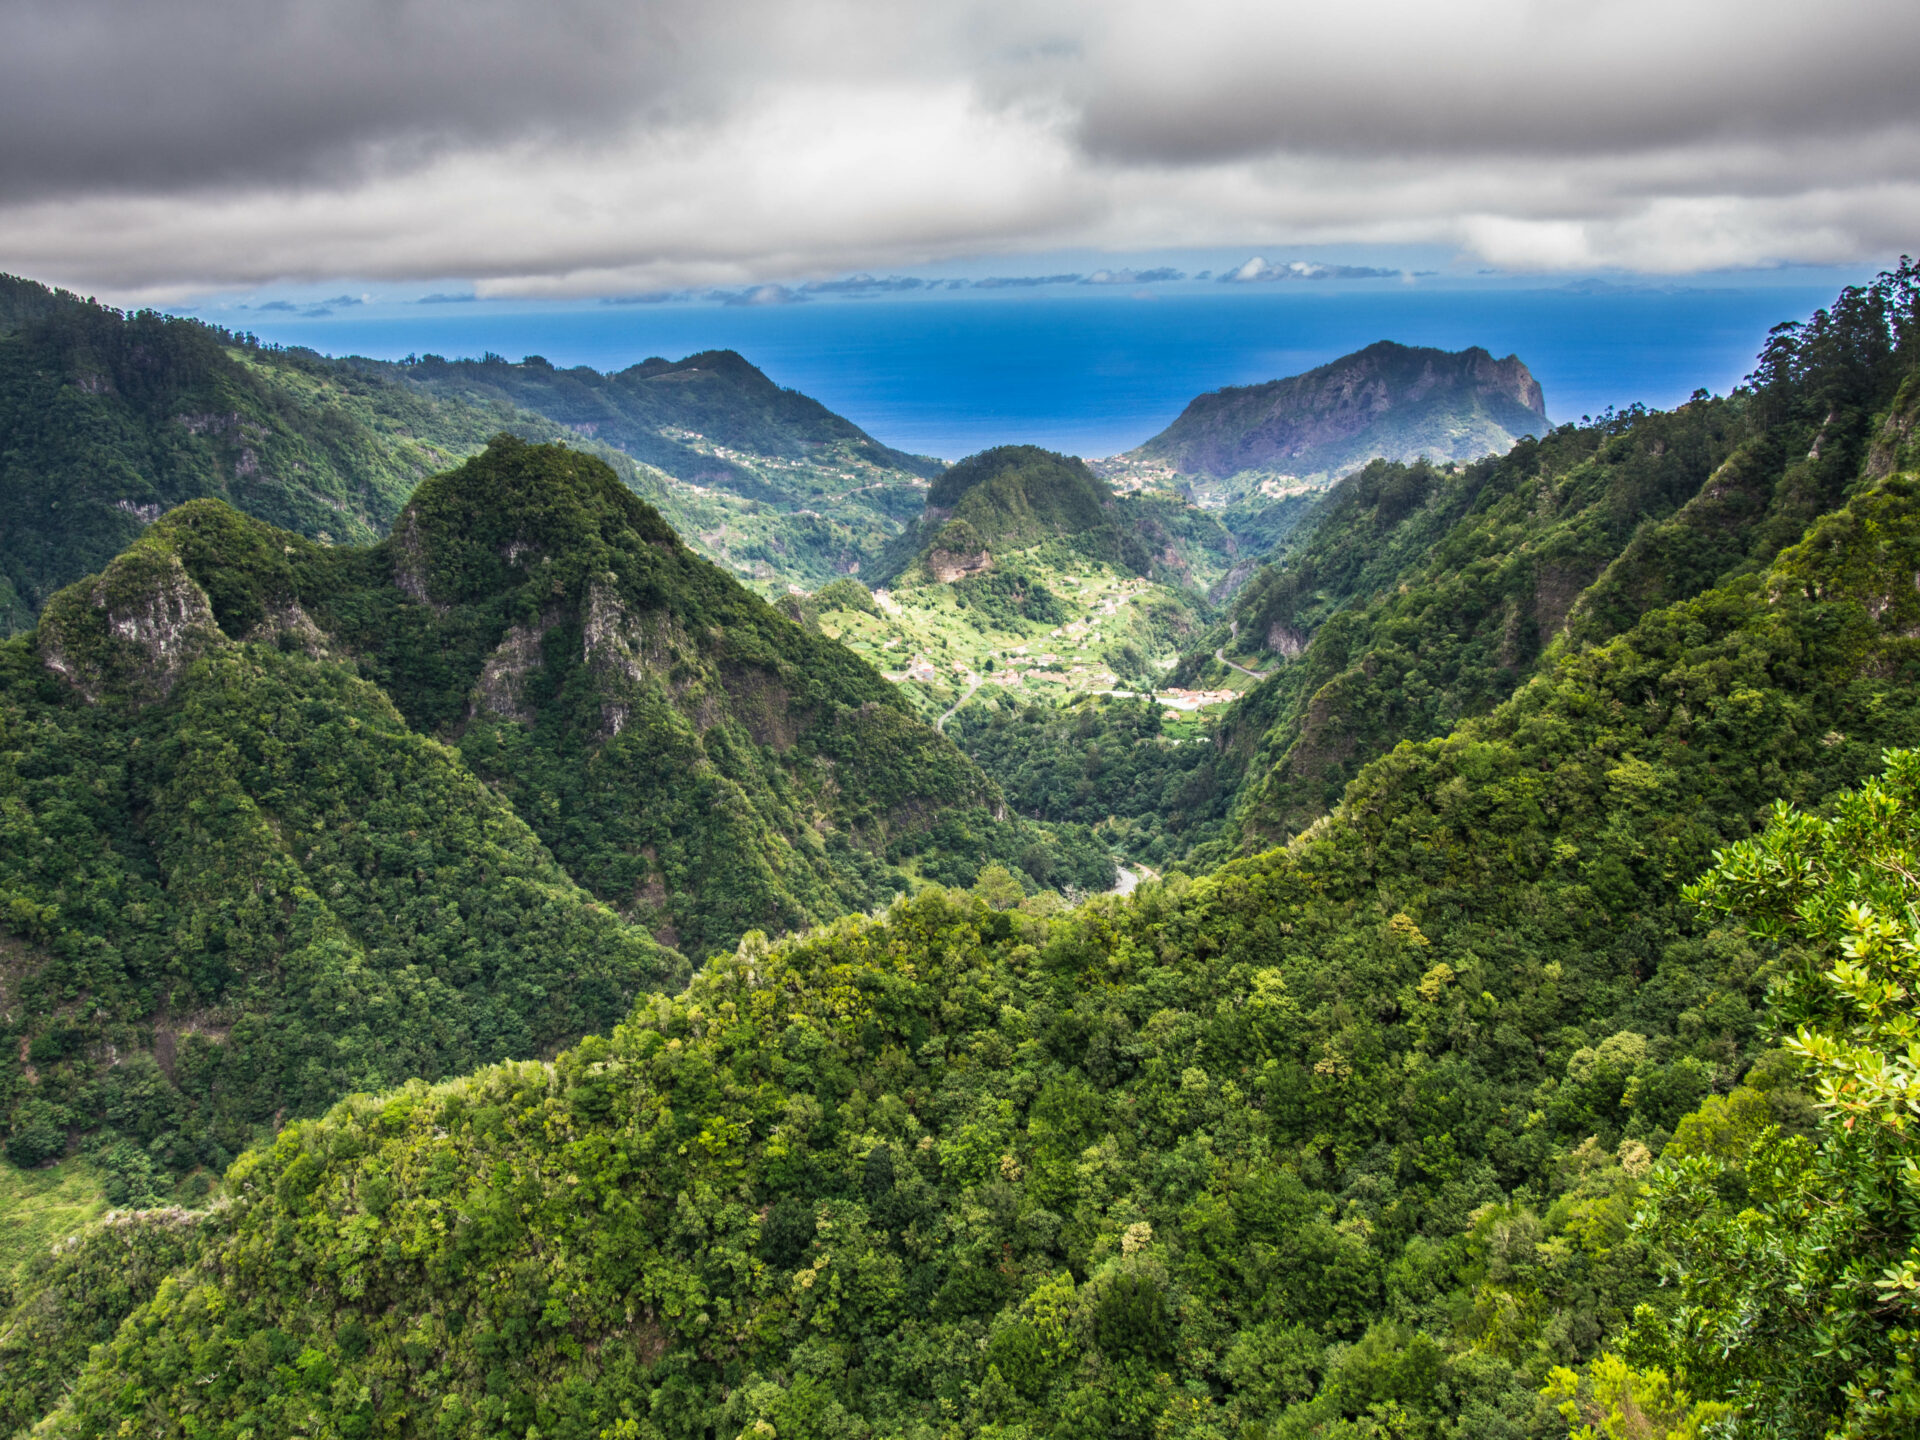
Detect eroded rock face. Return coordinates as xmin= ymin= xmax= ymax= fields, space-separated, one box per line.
xmin=928 ymin=548 xmax=992 ymax=583
xmin=583 ymin=583 xmax=690 ymax=735
xmin=247 ymin=601 xmax=333 ymax=659
xmin=470 ymin=621 xmax=551 ymax=724
xmin=1132 ymin=340 xmax=1549 ymax=481
xmin=1266 ymin=622 xmax=1306 ymax=658
xmin=390 ymin=508 xmax=436 ymax=606
xmin=1867 ymin=383 xmax=1920 ymax=481
xmin=38 ymin=548 xmax=222 ymax=704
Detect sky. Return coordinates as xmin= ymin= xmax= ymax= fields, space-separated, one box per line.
xmin=3 ymin=0 xmax=1917 ymax=303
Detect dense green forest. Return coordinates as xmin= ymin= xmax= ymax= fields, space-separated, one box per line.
xmin=0 ymin=438 xmax=1110 ymax=1200
xmin=3 ymin=265 xmax=1919 ymax=1438
xmin=0 ymin=275 xmax=715 ymax=635
xmin=20 ymin=439 xmax=1920 ymax=1431
xmin=876 ymin=444 xmax=1239 ymax=593
xmin=0 ymin=275 xmax=497 ymax=632
xmin=948 ymin=698 xmax=1233 ymax=865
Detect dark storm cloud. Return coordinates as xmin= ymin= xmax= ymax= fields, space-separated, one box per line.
xmin=0 ymin=0 xmax=713 ymax=196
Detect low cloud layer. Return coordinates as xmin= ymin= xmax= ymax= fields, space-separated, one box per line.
xmin=2 ymin=0 xmax=1914 ymax=297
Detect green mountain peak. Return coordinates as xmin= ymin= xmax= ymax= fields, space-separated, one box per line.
xmin=881 ymin=444 xmax=1153 ymax=586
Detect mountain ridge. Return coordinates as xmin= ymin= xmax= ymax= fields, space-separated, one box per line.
xmin=1104 ymin=340 xmax=1549 ymax=503
xmin=7 ymin=265 xmax=1920 ymax=1440
xmin=0 ymin=436 xmax=1115 ymax=1199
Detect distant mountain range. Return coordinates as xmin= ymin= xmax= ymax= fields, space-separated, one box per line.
xmin=1100 ymin=340 xmax=1549 ymax=504
xmin=0 ymin=276 xmax=938 ymax=632
xmin=0 ymin=278 xmax=1552 ymax=640
xmin=389 ymin=348 xmax=939 ymax=493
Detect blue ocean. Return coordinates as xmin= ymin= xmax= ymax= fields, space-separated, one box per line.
xmin=227 ymin=283 xmax=1849 ymax=462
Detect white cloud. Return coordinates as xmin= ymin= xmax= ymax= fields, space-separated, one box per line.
xmin=1 ymin=0 xmax=1914 ymax=297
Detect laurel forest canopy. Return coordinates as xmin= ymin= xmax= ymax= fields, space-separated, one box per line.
xmin=0 ymin=263 xmax=1917 ymax=1438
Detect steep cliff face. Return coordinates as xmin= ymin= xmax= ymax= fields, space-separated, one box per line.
xmin=1121 ymin=340 xmax=1549 ymax=491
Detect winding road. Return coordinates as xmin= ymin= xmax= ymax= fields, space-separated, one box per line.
xmin=1216 ymin=619 xmax=1275 ymax=682
xmin=1214 ymin=646 xmax=1272 ymax=681
xmin=935 ymin=673 xmax=982 ymax=732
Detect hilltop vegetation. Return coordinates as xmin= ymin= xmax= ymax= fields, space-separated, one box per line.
xmin=5 ymin=266 xmax=1920 ymax=1439
xmin=0 ymin=438 xmax=1114 ymax=1204
xmin=877 ymin=446 xmax=1152 ymax=587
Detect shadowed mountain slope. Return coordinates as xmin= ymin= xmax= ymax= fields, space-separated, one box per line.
xmin=0 ymin=275 xmax=535 ymax=635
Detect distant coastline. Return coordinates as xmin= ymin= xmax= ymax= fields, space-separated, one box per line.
xmin=209 ymin=283 xmax=1844 ymax=462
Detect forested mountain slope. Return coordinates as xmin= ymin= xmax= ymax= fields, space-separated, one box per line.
xmin=1178 ymin=263 xmax=1920 ymax=850
xmin=20 ymin=404 xmax=1920 ymax=1435
xmin=392 ymin=348 xmax=939 ymax=490
xmin=0 ymin=438 xmax=1111 ymax=1200
xmin=0 ymin=277 xmax=514 ymax=634
xmin=0 ymin=519 xmax=683 ymax=1187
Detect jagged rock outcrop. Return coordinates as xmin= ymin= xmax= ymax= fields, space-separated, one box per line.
xmin=36 ymin=545 xmax=222 ymax=703
xmin=928 ymin=547 xmax=993 ymax=583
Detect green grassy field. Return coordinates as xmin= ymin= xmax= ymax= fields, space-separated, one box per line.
xmin=0 ymin=1160 xmax=107 ymax=1288
xmin=808 ymin=550 xmax=1218 ymax=722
